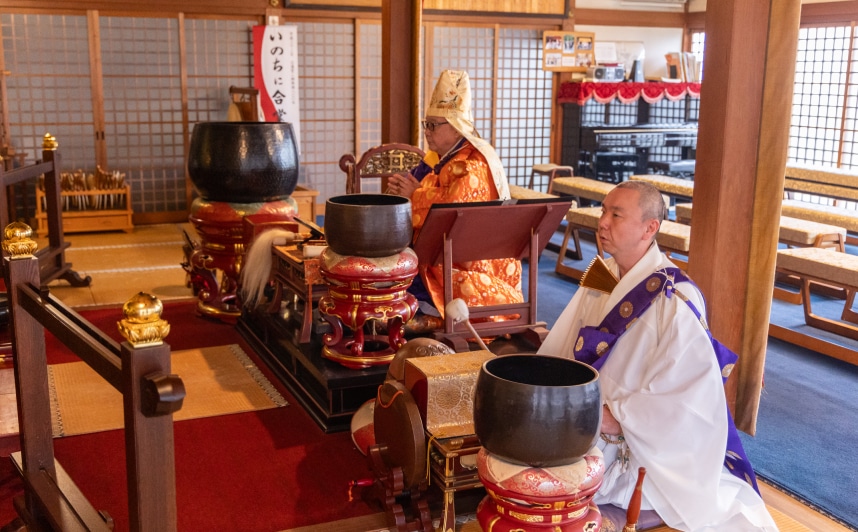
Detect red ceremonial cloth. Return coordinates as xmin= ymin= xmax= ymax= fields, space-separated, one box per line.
xmin=0 ymin=301 xmax=378 ymax=532
xmin=557 ymin=81 xmax=702 ymax=105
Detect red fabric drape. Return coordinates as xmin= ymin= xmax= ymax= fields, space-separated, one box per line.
xmin=557 ymin=82 xmax=702 ymax=105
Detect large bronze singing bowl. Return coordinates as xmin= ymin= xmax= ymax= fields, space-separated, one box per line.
xmin=324 ymin=194 xmax=412 ymax=258
xmin=473 ymin=354 xmax=602 ymax=467
xmin=187 ymin=121 xmax=300 ymax=203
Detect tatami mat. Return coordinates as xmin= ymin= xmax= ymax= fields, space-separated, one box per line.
xmin=41 ymin=223 xmax=196 ymax=309
xmin=48 ymin=344 xmax=288 ymax=437
xmin=63 ymin=242 xmax=185 ymax=271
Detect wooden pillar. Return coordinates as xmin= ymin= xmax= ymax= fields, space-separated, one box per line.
xmin=381 ymin=0 xmax=421 ymax=145
xmin=550 ymin=1 xmax=576 ymax=165
xmin=688 ymin=0 xmax=801 ymax=434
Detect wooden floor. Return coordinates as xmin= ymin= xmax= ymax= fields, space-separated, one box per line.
xmin=3 ymin=224 xmax=856 ymax=532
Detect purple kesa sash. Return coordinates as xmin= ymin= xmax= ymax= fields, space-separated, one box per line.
xmin=573 ymin=267 xmax=761 ymax=494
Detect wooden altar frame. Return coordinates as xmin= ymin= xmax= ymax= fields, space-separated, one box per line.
xmin=413 ymin=197 xmax=574 ymax=350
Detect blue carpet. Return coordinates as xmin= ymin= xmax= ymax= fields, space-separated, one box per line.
xmin=529 ymin=227 xmax=858 ymax=530
xmin=740 ymin=337 xmax=858 ymax=529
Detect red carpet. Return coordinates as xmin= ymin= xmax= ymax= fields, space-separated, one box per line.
xmin=1 ymin=301 xmax=379 ymax=531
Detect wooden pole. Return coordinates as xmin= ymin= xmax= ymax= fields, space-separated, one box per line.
xmin=381 ymin=0 xmax=419 ymax=145
xmin=688 ymin=0 xmax=801 ymax=433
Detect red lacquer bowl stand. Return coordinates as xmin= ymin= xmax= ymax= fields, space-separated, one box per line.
xmin=318 ymin=248 xmax=419 ymax=369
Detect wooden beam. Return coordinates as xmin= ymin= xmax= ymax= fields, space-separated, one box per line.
xmin=801 ymin=0 xmax=858 ymax=25
xmin=570 ymin=8 xmax=685 ymax=27
xmin=0 ymin=0 xmax=272 ymax=16
xmin=87 ymin=10 xmax=107 ymax=167
xmin=688 ymin=0 xmax=801 ymax=434
xmin=380 ymin=0 xmax=418 ymax=144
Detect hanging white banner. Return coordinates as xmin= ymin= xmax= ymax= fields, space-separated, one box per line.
xmin=253 ymin=24 xmax=301 ymax=151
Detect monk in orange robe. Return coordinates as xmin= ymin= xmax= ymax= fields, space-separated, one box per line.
xmin=387 ymin=70 xmax=523 ymax=324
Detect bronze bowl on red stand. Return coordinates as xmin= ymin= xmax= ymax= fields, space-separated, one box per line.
xmin=317 ymin=247 xmax=419 ymax=369
xmin=318 ymin=194 xmax=417 ymax=369
xmin=183 ymin=121 xmax=300 ymax=321
xmin=472 ymin=355 xmax=604 ymax=531
xmin=324 ymin=194 xmax=412 ymax=257
xmin=473 ymin=355 xmax=602 ymax=467
xmin=187 ymin=121 xmax=300 ymax=203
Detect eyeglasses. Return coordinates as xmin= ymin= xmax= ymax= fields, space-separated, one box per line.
xmin=421 ymin=120 xmax=449 ymax=132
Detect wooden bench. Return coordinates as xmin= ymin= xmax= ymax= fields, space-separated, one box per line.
xmin=647 ymin=159 xmax=696 ymax=178
xmin=782 ymin=164 xmax=858 ymax=245
xmin=3 ymin=225 xmax=184 ymax=531
xmin=509 ymin=184 xmax=559 ymax=201
xmin=675 ymin=202 xmax=846 ymax=249
xmin=549 ymin=176 xmax=616 ymax=203
xmin=634 ymin=166 xmax=858 ymax=243
xmin=549 ymin=177 xmax=672 ymax=209
xmin=529 ymin=163 xmax=574 ymax=192
xmin=784 ymin=163 xmax=858 ymax=203
xmin=630 ymin=173 xmax=694 ymax=201
xmin=770 ymin=247 xmax=858 ymax=366
xmin=781 ymin=199 xmax=858 ymax=246
xmin=555 ymin=206 xmax=691 ymax=280
xmin=675 ymin=201 xmax=848 ymax=303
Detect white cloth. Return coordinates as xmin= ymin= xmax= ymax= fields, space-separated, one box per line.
xmin=538 ymin=244 xmax=778 ymax=532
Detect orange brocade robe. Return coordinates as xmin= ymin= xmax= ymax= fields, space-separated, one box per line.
xmin=411 ymin=141 xmax=523 ymax=317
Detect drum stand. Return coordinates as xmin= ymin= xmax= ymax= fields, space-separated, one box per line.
xmin=366 ymin=444 xmax=433 ymax=532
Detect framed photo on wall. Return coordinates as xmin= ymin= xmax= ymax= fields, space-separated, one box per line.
xmin=542 ymin=31 xmax=596 ymax=72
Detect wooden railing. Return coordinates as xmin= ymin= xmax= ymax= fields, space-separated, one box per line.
xmin=0 ymin=135 xmax=90 ymax=288
xmin=3 ymin=224 xmax=184 ymax=531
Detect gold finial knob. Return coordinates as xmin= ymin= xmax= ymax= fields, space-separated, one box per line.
xmin=2 ymin=222 xmax=38 ymax=257
xmin=42 ymin=133 xmax=58 ymax=150
xmin=117 ymin=292 xmax=171 ymax=346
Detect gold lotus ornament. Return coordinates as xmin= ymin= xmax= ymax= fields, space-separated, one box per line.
xmin=2 ymin=222 xmax=38 ymax=257
xmin=118 ymin=292 xmax=171 ymax=346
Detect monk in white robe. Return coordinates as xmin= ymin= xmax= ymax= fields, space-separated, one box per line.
xmin=539 ymin=181 xmax=778 ymax=532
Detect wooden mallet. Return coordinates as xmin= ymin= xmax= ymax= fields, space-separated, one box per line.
xmin=623 ymin=467 xmax=647 ymax=532
xmin=445 ymin=298 xmax=490 ymax=352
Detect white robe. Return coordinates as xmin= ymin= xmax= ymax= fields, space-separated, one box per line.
xmin=538 ymin=244 xmax=778 ymax=532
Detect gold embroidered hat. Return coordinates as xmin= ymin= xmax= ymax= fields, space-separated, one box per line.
xmin=426 ymin=70 xmax=510 ymax=200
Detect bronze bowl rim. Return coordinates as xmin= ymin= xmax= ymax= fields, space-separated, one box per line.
xmin=473 ymin=353 xmax=602 ymax=467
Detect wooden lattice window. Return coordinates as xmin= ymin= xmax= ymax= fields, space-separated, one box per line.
xmin=691 ymin=31 xmax=705 ymax=81
xmin=1 ymin=11 xmax=565 ymax=215
xmin=295 ymin=21 xmax=356 ymax=204
xmin=495 ymin=28 xmax=554 ymax=191
xmin=790 ymin=25 xmax=851 ymax=168
xmin=0 ymin=13 xmax=95 ymax=169
xmin=186 ymin=18 xmax=256 ymax=126
xmin=0 ymin=13 xmax=95 ymax=222
xmin=98 ymin=16 xmax=185 ymax=215
xmin=357 ymin=21 xmax=382 ymax=159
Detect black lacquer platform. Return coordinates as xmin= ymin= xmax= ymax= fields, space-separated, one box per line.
xmin=237 ymin=308 xmax=387 ymax=433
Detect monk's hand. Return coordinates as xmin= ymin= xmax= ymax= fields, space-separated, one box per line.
xmin=601 ymin=404 xmax=622 ymax=436
xmin=387 ymin=172 xmax=419 ymax=198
